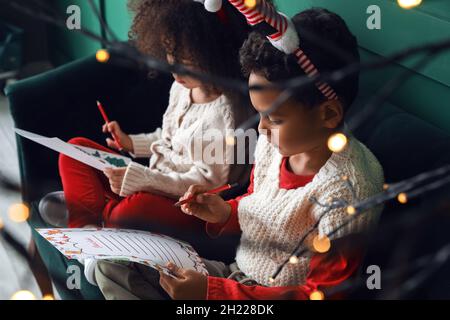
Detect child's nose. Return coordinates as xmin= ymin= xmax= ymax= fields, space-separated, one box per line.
xmin=258 ymin=122 xmax=271 ymax=138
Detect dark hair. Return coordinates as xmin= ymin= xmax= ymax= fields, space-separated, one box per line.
xmin=128 ymin=0 xmax=250 ymax=97
xmin=239 ymin=7 xmax=360 ymax=112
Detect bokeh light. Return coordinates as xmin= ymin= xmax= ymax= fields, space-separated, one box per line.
xmin=327 ymin=133 xmax=348 ymax=153
xmin=96 ymin=49 xmax=110 ymax=63
xmin=398 ymin=0 xmax=422 ymax=9
xmin=10 ymin=290 xmax=36 ymax=300
xmin=8 ymin=203 xmax=30 ymax=223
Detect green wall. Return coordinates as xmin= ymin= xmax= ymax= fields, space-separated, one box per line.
xmin=50 ymin=0 xmax=131 ymax=63
xmin=49 ymin=0 xmax=450 ymax=133
xmin=277 ymin=0 xmax=450 ymax=134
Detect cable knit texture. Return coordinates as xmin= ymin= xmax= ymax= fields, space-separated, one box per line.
xmin=235 ymin=134 xmax=384 ymax=287
xmin=120 ymin=81 xmax=249 ymax=198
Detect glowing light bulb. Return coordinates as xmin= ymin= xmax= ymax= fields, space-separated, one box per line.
xmin=10 ymin=290 xmax=36 ymax=300
xmin=269 ymin=277 xmax=275 ymax=284
xmin=346 ymin=206 xmax=357 ymax=215
xmin=383 ymin=184 xmax=389 ymax=190
xmin=96 ymin=49 xmax=110 ymax=63
xmin=8 ymin=203 xmax=30 ymax=223
xmin=313 ymin=235 xmax=331 ymax=253
xmin=341 ymin=175 xmax=349 ymax=181
xmin=327 ymin=133 xmax=348 ymax=153
xmin=397 ymin=0 xmax=422 ymax=9
xmin=42 ymin=294 xmax=54 ymax=300
xmin=309 ymin=290 xmax=325 ymax=300
xmin=397 ymin=193 xmax=408 ymax=204
xmin=245 ymin=0 xmax=257 ymax=8
xmin=289 ymin=255 xmax=299 ymax=264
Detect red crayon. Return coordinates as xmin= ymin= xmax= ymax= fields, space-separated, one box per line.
xmin=97 ymin=100 xmax=123 ymax=150
xmin=174 ymin=183 xmax=239 ymax=207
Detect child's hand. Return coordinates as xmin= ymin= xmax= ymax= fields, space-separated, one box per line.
xmin=159 ymin=262 xmax=207 ymax=300
xmin=103 ymin=167 xmax=127 ymax=195
xmin=102 ymin=121 xmax=133 ymax=152
xmin=179 ymin=185 xmax=231 ymax=224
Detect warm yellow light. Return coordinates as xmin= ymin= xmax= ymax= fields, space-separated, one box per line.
xmin=397 ymin=193 xmax=408 ymax=204
xmin=245 ymin=0 xmax=257 ymax=8
xmin=8 ymin=203 xmax=30 ymax=223
xmin=397 ymin=0 xmax=422 ymax=9
xmin=268 ymin=277 xmax=275 ymax=284
xmin=10 ymin=290 xmax=36 ymax=300
xmin=327 ymin=133 xmax=348 ymax=153
xmin=309 ymin=290 xmax=325 ymax=300
xmin=289 ymin=255 xmax=299 ymax=264
xmin=341 ymin=175 xmax=348 ymax=181
xmin=313 ymin=235 xmax=331 ymax=253
xmin=42 ymin=294 xmax=54 ymax=300
xmin=346 ymin=206 xmax=357 ymax=215
xmin=96 ymin=49 xmax=110 ymax=63
xmin=225 ymin=135 xmax=236 ymax=146
xmin=383 ymin=184 xmax=389 ymax=190
xmin=0 ymin=217 xmax=4 ymax=229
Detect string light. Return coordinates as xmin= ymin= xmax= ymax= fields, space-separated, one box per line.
xmin=42 ymin=294 xmax=54 ymax=300
xmin=383 ymin=184 xmax=390 ymax=190
xmin=327 ymin=133 xmax=348 ymax=153
xmin=398 ymin=192 xmax=408 ymax=204
xmin=96 ymin=49 xmax=110 ymax=63
xmin=8 ymin=203 xmax=30 ymax=223
xmin=269 ymin=277 xmax=275 ymax=284
xmin=346 ymin=206 xmax=357 ymax=215
xmin=10 ymin=290 xmax=36 ymax=300
xmin=397 ymin=0 xmax=422 ymax=9
xmin=289 ymin=255 xmax=299 ymax=264
xmin=309 ymin=290 xmax=325 ymax=300
xmin=244 ymin=0 xmax=258 ymax=8
xmin=313 ymin=235 xmax=331 ymax=253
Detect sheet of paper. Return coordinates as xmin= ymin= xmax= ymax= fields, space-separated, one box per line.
xmin=36 ymin=228 xmax=208 ymax=277
xmin=15 ymin=128 xmax=131 ymax=170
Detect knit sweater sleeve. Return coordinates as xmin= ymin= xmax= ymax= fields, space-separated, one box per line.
xmin=127 ymin=82 xmax=182 ymax=159
xmin=119 ymin=105 xmax=235 ymax=199
xmin=206 ymin=238 xmax=364 ymax=300
xmin=310 ymin=177 xmax=382 ymax=244
xmin=128 ymin=129 xmax=162 ymax=158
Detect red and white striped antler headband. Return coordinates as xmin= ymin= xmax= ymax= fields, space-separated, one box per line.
xmin=196 ymin=0 xmax=339 ymax=100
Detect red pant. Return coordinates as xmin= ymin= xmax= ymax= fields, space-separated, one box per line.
xmin=58 ymin=137 xmax=205 ymax=234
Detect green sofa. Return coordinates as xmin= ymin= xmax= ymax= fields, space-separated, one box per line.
xmin=5 ymin=55 xmax=450 ymax=299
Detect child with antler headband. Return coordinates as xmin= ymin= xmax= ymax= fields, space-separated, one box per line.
xmin=94 ymin=1 xmax=384 ymax=300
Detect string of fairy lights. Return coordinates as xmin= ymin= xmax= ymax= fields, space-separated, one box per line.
xmin=0 ymin=0 xmax=449 ymax=300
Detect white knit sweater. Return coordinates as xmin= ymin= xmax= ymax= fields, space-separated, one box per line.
xmin=235 ymin=134 xmax=385 ymax=287
xmin=120 ymin=81 xmax=250 ymax=198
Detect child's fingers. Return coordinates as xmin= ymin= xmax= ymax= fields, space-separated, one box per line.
xmin=196 ymin=193 xmax=219 ymax=205
xmin=187 ymin=185 xmax=207 ymax=198
xmin=107 ymin=121 xmax=120 ymax=134
xmin=106 ymin=138 xmax=119 ymax=150
xmin=103 ymin=168 xmax=112 ymax=178
xmin=167 ymin=262 xmax=184 ymax=278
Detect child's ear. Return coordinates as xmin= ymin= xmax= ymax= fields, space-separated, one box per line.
xmin=319 ymin=100 xmax=344 ymax=129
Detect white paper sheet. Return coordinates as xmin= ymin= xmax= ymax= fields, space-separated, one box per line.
xmin=37 ymin=228 xmax=208 ymax=277
xmin=15 ymin=128 xmax=131 ymax=171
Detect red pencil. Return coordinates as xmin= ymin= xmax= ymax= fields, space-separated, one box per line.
xmin=174 ymin=183 xmax=239 ymax=207
xmin=97 ymin=100 xmax=123 ymax=150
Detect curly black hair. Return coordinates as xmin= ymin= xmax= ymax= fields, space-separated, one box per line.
xmin=240 ymin=7 xmax=360 ymax=111
xmin=128 ymin=0 xmax=251 ymax=96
